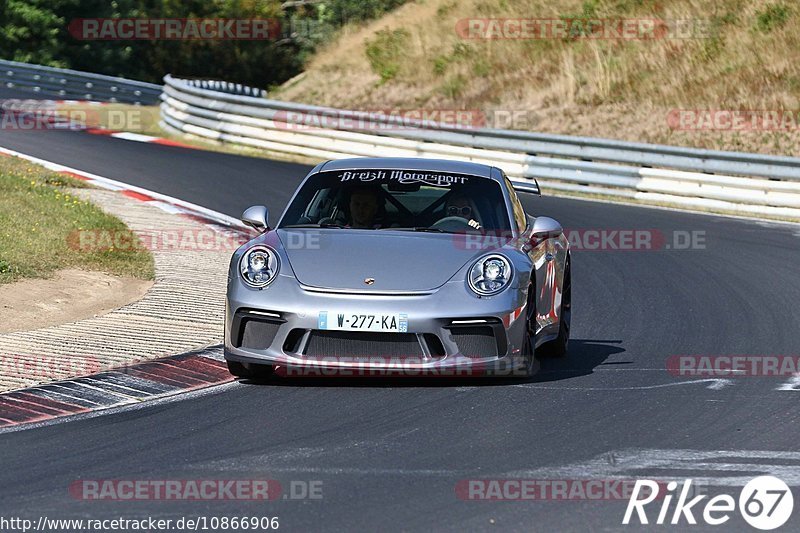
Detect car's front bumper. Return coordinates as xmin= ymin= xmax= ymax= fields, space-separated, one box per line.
xmin=224 ymin=273 xmax=532 ymax=377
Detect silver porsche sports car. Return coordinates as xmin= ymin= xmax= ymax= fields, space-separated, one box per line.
xmin=224 ymin=158 xmax=571 ymax=379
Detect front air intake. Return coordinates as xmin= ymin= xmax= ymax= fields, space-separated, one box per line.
xmin=237 ymin=317 xmax=282 ymax=350
xmin=447 ymin=326 xmax=499 ymax=358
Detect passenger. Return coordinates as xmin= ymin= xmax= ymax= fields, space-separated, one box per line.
xmin=444 ymin=194 xmax=482 ymax=230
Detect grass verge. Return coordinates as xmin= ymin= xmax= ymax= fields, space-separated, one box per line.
xmin=0 ymin=155 xmax=155 ymax=284
xmin=54 ymin=103 xmax=162 ymax=136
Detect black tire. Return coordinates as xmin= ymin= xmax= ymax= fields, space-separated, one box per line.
xmin=227 ymin=360 xmax=275 ymax=379
xmin=537 ymin=258 xmax=571 ymax=358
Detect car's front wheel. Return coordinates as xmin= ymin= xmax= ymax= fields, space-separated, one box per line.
xmin=227 ymin=360 xmax=275 ymax=379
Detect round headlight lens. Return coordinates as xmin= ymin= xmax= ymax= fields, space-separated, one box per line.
xmin=468 ymin=255 xmax=512 ymax=296
xmin=483 ymin=259 xmax=504 ymax=280
xmin=249 ymin=251 xmax=268 ymax=271
xmin=240 ymin=246 xmax=279 ymax=288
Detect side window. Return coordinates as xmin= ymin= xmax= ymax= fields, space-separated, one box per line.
xmin=304 ymin=189 xmax=333 ymax=221
xmin=504 ymin=176 xmax=528 ymax=231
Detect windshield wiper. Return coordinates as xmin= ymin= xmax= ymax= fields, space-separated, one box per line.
xmin=283 ymin=223 xmax=346 ymax=229
xmin=382 ymin=227 xmax=446 ymax=233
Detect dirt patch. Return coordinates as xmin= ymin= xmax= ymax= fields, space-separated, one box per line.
xmin=0 ymin=269 xmax=153 ymax=334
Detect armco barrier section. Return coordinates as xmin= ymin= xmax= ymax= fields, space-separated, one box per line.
xmin=158 ymin=73 xmax=800 ymax=219
xmin=0 ymin=59 xmax=161 ymax=105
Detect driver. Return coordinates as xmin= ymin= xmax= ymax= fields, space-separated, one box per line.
xmin=444 ymin=194 xmax=482 ymax=230
xmin=348 ymin=186 xmax=382 ymax=229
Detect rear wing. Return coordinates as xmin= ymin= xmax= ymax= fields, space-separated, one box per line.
xmin=510 ymin=179 xmax=541 ymax=196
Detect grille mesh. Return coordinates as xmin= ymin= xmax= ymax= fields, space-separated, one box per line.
xmin=448 ymin=326 xmax=498 ymax=358
xmin=238 ymin=318 xmax=281 ymax=350
xmin=305 ymin=331 xmax=424 ymax=358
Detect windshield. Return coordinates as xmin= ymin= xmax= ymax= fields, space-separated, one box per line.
xmin=279 ymin=169 xmax=512 ymax=233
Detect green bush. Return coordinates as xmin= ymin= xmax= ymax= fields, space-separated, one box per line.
xmin=433 ymin=55 xmax=450 ymax=76
xmin=365 ymin=28 xmax=410 ymax=83
xmin=440 ymin=75 xmax=466 ymax=99
xmin=755 ymin=3 xmax=790 ymax=32
xmin=320 ymin=0 xmax=408 ymax=25
xmin=0 ymin=0 xmax=412 ymax=90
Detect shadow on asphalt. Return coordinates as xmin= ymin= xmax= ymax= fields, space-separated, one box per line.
xmin=534 ymin=338 xmax=626 ymax=382
xmin=237 ymin=338 xmax=625 ymax=388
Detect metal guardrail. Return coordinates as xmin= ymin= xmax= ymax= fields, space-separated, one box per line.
xmin=180 ymin=79 xmax=266 ymax=98
xmin=160 ymin=74 xmax=800 ymax=219
xmin=0 ymin=59 xmax=161 ymax=105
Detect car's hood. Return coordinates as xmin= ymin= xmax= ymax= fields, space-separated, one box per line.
xmin=277 ymin=229 xmax=480 ymax=292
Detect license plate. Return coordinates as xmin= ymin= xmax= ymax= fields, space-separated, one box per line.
xmin=318 ymin=312 xmax=407 ymax=332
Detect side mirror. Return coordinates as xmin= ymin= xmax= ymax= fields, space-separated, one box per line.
xmin=242 ymin=205 xmax=270 ymax=233
xmin=531 ymin=216 xmax=563 ymax=240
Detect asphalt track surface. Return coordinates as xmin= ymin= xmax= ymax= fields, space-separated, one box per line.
xmin=1 ymin=91 xmax=800 ymax=531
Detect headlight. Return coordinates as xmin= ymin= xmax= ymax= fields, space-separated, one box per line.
xmin=239 ymin=246 xmax=280 ymax=288
xmin=468 ymin=254 xmax=512 ymax=296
